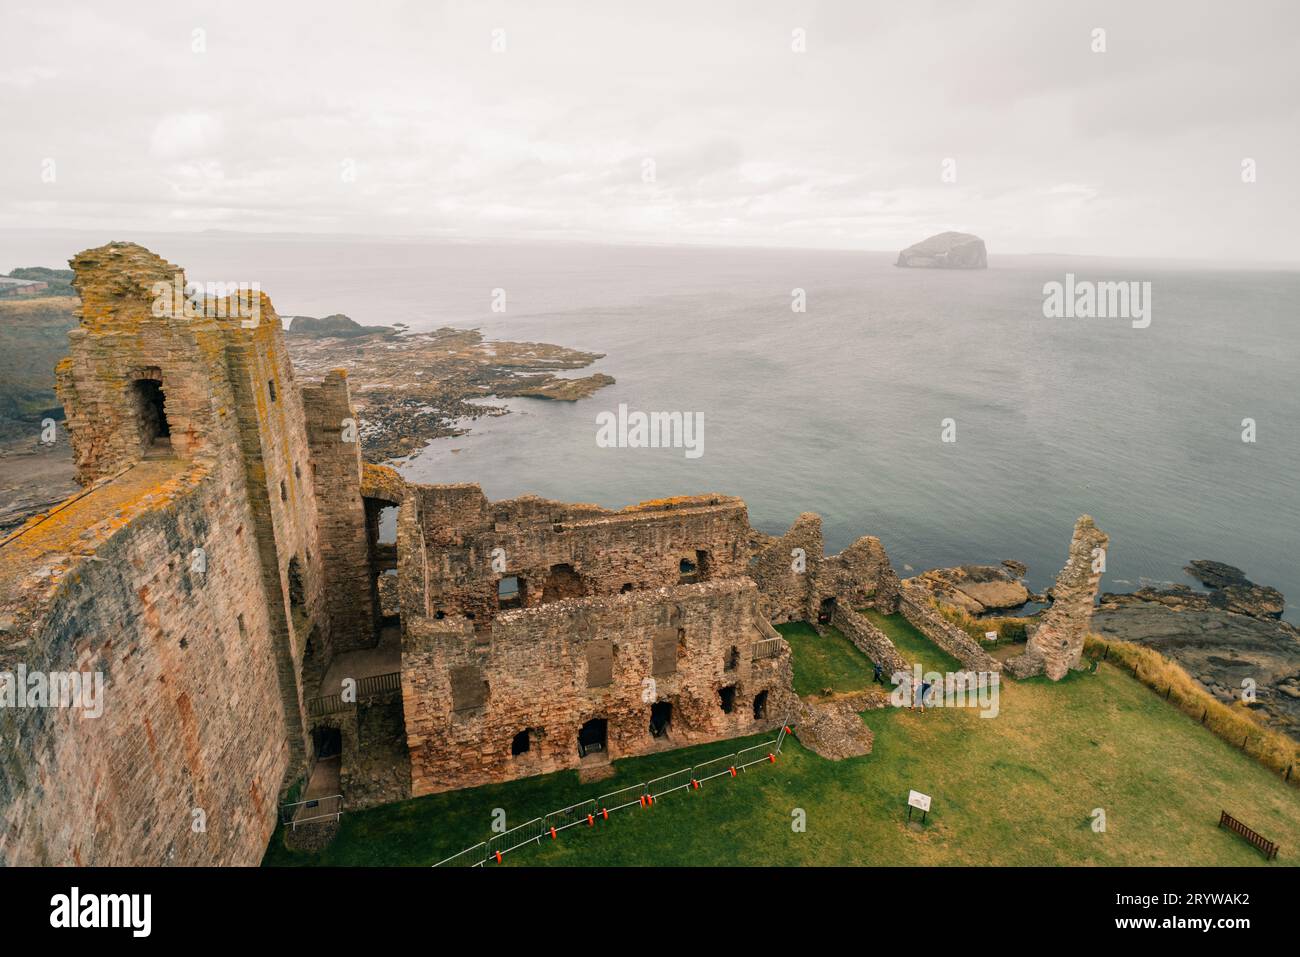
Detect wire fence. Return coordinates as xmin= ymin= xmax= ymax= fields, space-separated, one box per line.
xmin=433 ymin=718 xmax=793 ymax=867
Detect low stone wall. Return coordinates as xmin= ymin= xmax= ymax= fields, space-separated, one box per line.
xmin=831 ymin=606 xmax=908 ymax=677
xmin=898 ymin=584 xmax=1000 ymax=673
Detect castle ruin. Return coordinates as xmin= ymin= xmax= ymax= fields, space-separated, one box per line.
xmin=0 ymin=243 xmax=908 ymax=865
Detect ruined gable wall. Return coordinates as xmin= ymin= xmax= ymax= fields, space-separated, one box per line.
xmin=822 ymin=535 xmax=903 ymax=613
xmin=55 ymin=245 xmax=240 ymax=484
xmin=401 ymin=578 xmax=792 ymax=795
xmin=0 ymin=459 xmax=289 ymax=865
xmin=408 ymin=486 xmax=753 ymax=624
xmin=302 ymin=370 xmax=373 ymax=662
xmin=748 ymin=512 xmax=822 ymax=622
xmin=1007 ymin=516 xmax=1109 ymax=680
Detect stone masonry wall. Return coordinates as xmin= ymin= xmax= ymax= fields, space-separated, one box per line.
xmin=898 ymin=583 xmax=1001 ymax=673
xmin=822 ymin=535 xmax=903 ymax=612
xmin=408 ymin=485 xmax=754 ymax=624
xmin=401 ymin=578 xmax=793 ymax=795
xmin=302 ymin=370 xmax=373 ymax=660
xmin=1007 ymin=515 xmax=1110 ymax=680
xmin=0 ymin=461 xmax=289 ymax=865
xmin=748 ymin=512 xmax=822 ymax=622
xmin=832 ymin=605 xmax=908 ymax=677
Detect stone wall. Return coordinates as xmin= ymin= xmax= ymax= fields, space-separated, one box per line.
xmin=1007 ymin=515 xmax=1109 ymax=680
xmin=407 ymin=485 xmax=754 ymax=625
xmin=401 ymin=577 xmax=793 ymax=795
xmin=302 ymin=369 xmax=373 ymax=661
xmin=0 ymin=242 xmax=359 ymax=864
xmin=747 ymin=514 xmax=903 ymax=623
xmin=0 ymin=461 xmax=290 ymax=865
xmin=831 ymin=605 xmax=908 ymax=677
xmin=748 ymin=512 xmax=822 ymax=622
xmin=822 ymin=535 xmax=902 ymax=612
xmin=898 ymin=583 xmax=1001 ymax=673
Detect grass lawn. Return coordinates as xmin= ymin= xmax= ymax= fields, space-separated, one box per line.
xmin=860 ymin=609 xmax=963 ymax=673
xmin=775 ymin=621 xmax=876 ymax=695
xmin=264 ymin=622 xmax=1300 ymax=867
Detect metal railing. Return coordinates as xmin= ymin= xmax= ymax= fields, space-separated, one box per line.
xmin=433 ymin=715 xmax=793 ymax=867
xmin=280 ymin=794 xmax=343 ymax=828
xmin=487 ymin=816 xmax=546 ymax=862
xmin=306 ymin=671 xmax=402 ymax=717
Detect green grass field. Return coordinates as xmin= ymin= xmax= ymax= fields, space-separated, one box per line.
xmin=264 ymin=617 xmax=1300 ymax=867
xmin=775 ymin=621 xmax=877 ymax=695
xmin=861 ymin=609 xmax=964 ymax=673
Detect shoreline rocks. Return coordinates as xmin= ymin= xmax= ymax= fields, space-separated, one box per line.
xmin=1096 ymin=561 xmax=1300 ymax=740
xmin=907 ymin=563 xmax=1030 ymax=615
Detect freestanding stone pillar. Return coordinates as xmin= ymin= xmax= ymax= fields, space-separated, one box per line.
xmin=1007 ymin=515 xmax=1109 ymax=681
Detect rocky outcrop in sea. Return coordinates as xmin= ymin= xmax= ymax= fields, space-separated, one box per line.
xmin=895 ymin=231 xmax=988 ymax=269
xmin=1095 ymin=562 xmax=1300 ymax=740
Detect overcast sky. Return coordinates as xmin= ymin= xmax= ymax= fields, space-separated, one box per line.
xmin=2 ymin=0 xmax=1297 ymax=261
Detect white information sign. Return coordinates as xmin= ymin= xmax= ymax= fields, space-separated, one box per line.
xmin=908 ymin=789 xmax=932 ymax=812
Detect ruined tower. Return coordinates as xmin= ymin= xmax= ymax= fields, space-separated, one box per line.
xmin=0 ymin=243 xmax=371 ymax=864
xmin=1006 ymin=515 xmax=1110 ymax=680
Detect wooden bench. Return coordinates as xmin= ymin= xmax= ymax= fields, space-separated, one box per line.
xmin=1218 ymin=810 xmax=1279 ymax=860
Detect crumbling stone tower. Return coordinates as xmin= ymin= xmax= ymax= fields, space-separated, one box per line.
xmin=1006 ymin=515 xmax=1110 ymax=680
xmin=0 ymin=243 xmax=373 ymax=865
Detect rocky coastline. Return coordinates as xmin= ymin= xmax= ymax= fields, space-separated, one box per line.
xmin=1095 ymin=562 xmax=1300 ymax=739
xmin=284 ymin=325 xmax=614 ymax=462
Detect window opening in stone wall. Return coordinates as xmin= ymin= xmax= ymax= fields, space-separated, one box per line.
xmin=130 ymin=378 xmax=171 ymax=450
xmin=498 ymin=575 xmax=523 ymax=610
xmin=753 ymin=690 xmax=769 ymax=721
xmin=649 ymin=701 xmax=672 ymax=738
xmin=578 ymin=718 xmax=607 ymax=758
xmin=719 ymin=685 xmax=736 ymax=714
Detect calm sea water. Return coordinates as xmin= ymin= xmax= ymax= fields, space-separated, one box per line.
xmin=5 ymin=232 xmax=1298 ymax=620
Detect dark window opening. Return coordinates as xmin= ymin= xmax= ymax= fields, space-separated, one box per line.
xmin=719 ymin=685 xmax=736 ymax=714
xmin=498 ymin=575 xmax=523 ymax=610
xmin=578 ymin=718 xmax=607 ymax=758
xmin=434 ymin=609 xmax=446 ymax=620
xmin=541 ymin=563 xmax=585 ymax=603
xmin=268 ymin=380 xmax=277 ymax=402
xmin=620 ymin=583 xmax=634 ymax=594
xmin=649 ymin=701 xmax=672 ymax=738
xmin=312 ymin=726 xmax=341 ymax=760
xmin=753 ymin=690 xmax=769 ymax=721
xmin=511 ymin=729 xmax=533 ymax=756
xmin=280 ymin=479 xmax=287 ymax=501
xmin=725 ymin=645 xmax=740 ymax=671
xmin=130 ymin=378 xmax=171 ymax=450
xmin=680 ymin=550 xmax=711 ymax=584
xmin=818 ymin=596 xmax=837 ymax=624
xmin=287 ymin=557 xmax=305 ymax=614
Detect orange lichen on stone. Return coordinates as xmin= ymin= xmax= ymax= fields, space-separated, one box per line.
xmin=0 ymin=459 xmax=197 ymax=610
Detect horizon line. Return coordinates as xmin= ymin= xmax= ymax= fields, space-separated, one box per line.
xmin=2 ymin=226 xmax=1298 ymax=272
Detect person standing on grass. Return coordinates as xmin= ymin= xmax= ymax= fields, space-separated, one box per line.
xmin=873 ymin=662 xmax=884 ymax=685
xmin=920 ymin=679 xmax=933 ymax=714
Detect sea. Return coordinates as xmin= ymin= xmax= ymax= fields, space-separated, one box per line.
xmin=4 ymin=231 xmax=1297 ymax=621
